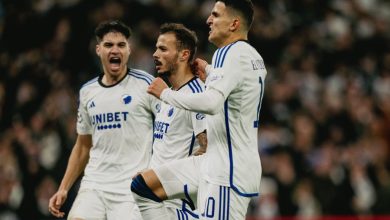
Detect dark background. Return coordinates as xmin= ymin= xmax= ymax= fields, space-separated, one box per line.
xmin=0 ymin=0 xmax=389 ymax=219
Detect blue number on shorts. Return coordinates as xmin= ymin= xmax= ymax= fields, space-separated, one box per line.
xmin=254 ymin=76 xmax=264 ymax=128
xmin=201 ymin=197 xmax=215 ymax=218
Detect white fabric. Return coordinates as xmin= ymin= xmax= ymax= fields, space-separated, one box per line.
xmin=154 ymin=155 xmax=204 ymax=219
xmin=77 ymin=68 xmax=159 ymax=196
xmin=161 ymin=88 xmax=224 ymax=115
xmin=197 ymin=179 xmax=250 ymax=220
xmin=161 ymin=41 xmax=267 ymax=196
xmin=151 ymin=77 xmax=206 ymax=168
xmin=68 ymin=188 xmax=142 ymax=220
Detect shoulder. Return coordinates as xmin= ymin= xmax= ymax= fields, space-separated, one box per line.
xmin=128 ymin=68 xmax=155 ymax=85
xmin=185 ymin=77 xmax=205 ymax=93
xmin=80 ymin=76 xmax=99 ymax=91
xmin=213 ymin=41 xmax=245 ymax=68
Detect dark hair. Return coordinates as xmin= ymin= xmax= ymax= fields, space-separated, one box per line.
xmin=217 ymin=0 xmax=254 ymax=30
xmin=94 ymin=20 xmax=132 ymax=43
xmin=160 ymin=23 xmax=198 ymax=63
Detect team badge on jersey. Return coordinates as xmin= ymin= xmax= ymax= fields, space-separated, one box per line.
xmin=168 ymin=107 xmax=174 ymax=117
xmin=122 ymin=95 xmax=132 ymax=105
xmin=196 ymin=113 xmax=205 ymax=120
xmin=156 ymin=103 xmax=161 ymax=113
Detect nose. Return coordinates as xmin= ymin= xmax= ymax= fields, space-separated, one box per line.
xmin=111 ymin=45 xmax=120 ymax=54
xmin=206 ymin=16 xmax=212 ymax=25
xmin=153 ymin=50 xmax=158 ymax=59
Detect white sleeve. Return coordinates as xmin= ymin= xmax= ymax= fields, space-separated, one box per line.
xmin=76 ymin=91 xmax=92 ymax=135
xmin=160 ymin=88 xmax=225 ymax=115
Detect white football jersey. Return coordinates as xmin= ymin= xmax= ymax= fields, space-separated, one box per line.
xmin=150 ymin=77 xmax=206 ymax=169
xmin=77 ymin=68 xmax=159 ymax=196
xmin=204 ymin=40 xmax=267 ymax=197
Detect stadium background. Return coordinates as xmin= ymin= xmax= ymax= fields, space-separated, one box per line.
xmin=0 ymin=0 xmax=389 ymax=219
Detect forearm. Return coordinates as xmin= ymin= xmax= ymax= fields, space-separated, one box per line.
xmin=160 ymin=88 xmax=225 ymax=115
xmin=59 ymin=137 xmax=91 ymax=191
xmin=197 ymin=132 xmax=207 ymax=150
xmin=193 ymin=131 xmax=207 ymax=156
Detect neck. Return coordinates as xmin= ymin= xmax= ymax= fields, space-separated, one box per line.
xmin=169 ymin=64 xmax=194 ymax=90
xmin=102 ymin=68 xmax=127 ymax=86
xmin=219 ymin=33 xmax=247 ymax=48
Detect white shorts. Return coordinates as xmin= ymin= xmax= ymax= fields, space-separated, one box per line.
xmin=198 ymin=178 xmax=251 ymax=220
xmin=154 ymin=155 xmax=251 ymax=219
xmin=154 ymin=155 xmax=203 ymax=219
xmin=68 ymin=188 xmax=142 ymax=220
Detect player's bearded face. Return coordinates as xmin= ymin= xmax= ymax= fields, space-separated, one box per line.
xmin=97 ymin=32 xmax=131 ymax=78
xmin=153 ymin=33 xmax=180 ymax=75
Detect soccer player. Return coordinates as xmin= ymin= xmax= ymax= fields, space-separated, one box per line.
xmin=48 ymin=20 xmax=158 ymax=220
xmin=149 ymin=22 xmax=207 ymax=219
xmin=132 ymin=0 xmax=267 ymax=219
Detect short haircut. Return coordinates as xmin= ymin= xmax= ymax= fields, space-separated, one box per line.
xmin=217 ymin=0 xmax=254 ymax=30
xmin=95 ymin=20 xmax=132 ymax=43
xmin=159 ymin=23 xmax=198 ymax=63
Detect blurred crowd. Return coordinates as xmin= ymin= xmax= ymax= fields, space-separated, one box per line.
xmin=0 ymin=0 xmax=389 ymax=219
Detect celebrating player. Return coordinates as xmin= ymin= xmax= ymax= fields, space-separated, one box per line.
xmin=136 ymin=22 xmax=207 ymax=220
xmin=48 ymin=20 xmax=158 ymax=220
xmin=132 ymin=0 xmax=267 ymax=219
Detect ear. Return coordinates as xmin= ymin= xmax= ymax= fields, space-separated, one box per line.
xmin=180 ymin=49 xmax=190 ymax=62
xmin=229 ymin=18 xmax=240 ymax=32
xmin=96 ymin=44 xmax=100 ymax=56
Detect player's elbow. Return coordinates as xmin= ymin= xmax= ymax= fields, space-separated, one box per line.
xmin=203 ymin=104 xmax=222 ymax=115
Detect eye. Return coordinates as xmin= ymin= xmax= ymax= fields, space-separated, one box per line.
xmin=118 ymin=42 xmax=127 ymax=48
xmin=103 ymin=42 xmax=113 ymax=48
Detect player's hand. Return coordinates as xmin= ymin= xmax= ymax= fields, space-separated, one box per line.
xmin=192 ymin=58 xmax=208 ymax=83
xmin=48 ymin=189 xmax=68 ymax=218
xmin=147 ymin=77 xmax=169 ymax=99
xmin=193 ymin=147 xmax=207 ymax=156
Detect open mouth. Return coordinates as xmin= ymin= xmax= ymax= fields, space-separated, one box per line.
xmin=110 ymin=57 xmax=121 ymax=64
xmin=109 ymin=57 xmax=121 ymax=71
xmin=154 ymin=60 xmax=163 ymax=70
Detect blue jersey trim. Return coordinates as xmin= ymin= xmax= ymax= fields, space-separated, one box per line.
xmin=128 ymin=72 xmax=152 ymax=85
xmin=188 ymin=82 xmax=196 ymax=93
xmin=216 ymin=47 xmax=227 ymax=68
xmin=227 ymin=187 xmax=230 ymax=220
xmin=190 ymin=81 xmax=200 ymax=93
xmin=130 ymin=68 xmax=154 ymax=81
xmin=188 ymin=133 xmax=195 ymax=156
xmin=213 ymin=48 xmax=222 ymax=68
xmin=254 ymin=77 xmax=264 ymax=128
xmin=193 ymin=79 xmax=203 ymax=92
xmin=224 ymin=100 xmax=259 ymax=197
xmin=218 ymin=186 xmax=222 ymax=220
xmin=214 ymin=42 xmax=237 ymax=68
xmin=129 ymin=69 xmax=154 ymax=85
xmin=181 ymin=184 xmax=199 ymax=219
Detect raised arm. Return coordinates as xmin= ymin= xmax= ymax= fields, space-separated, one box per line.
xmin=147 ymin=77 xmax=225 ymax=115
xmin=48 ymin=134 xmax=92 ymax=218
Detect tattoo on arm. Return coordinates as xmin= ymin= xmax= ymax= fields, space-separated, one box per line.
xmin=194 ymin=131 xmax=207 ymax=156
xmin=197 ymin=131 xmax=207 ymax=149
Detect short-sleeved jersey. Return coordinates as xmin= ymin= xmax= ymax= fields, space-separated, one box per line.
xmin=203 ymin=40 xmax=267 ymax=197
xmin=150 ymin=77 xmax=206 ymax=169
xmin=77 ymin=68 xmax=159 ymax=196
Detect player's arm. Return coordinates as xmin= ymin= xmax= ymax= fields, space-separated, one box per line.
xmin=49 ymin=134 xmax=92 ymax=218
xmin=147 ymin=78 xmax=225 ymax=115
xmin=193 ymin=131 xmax=207 ymax=156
